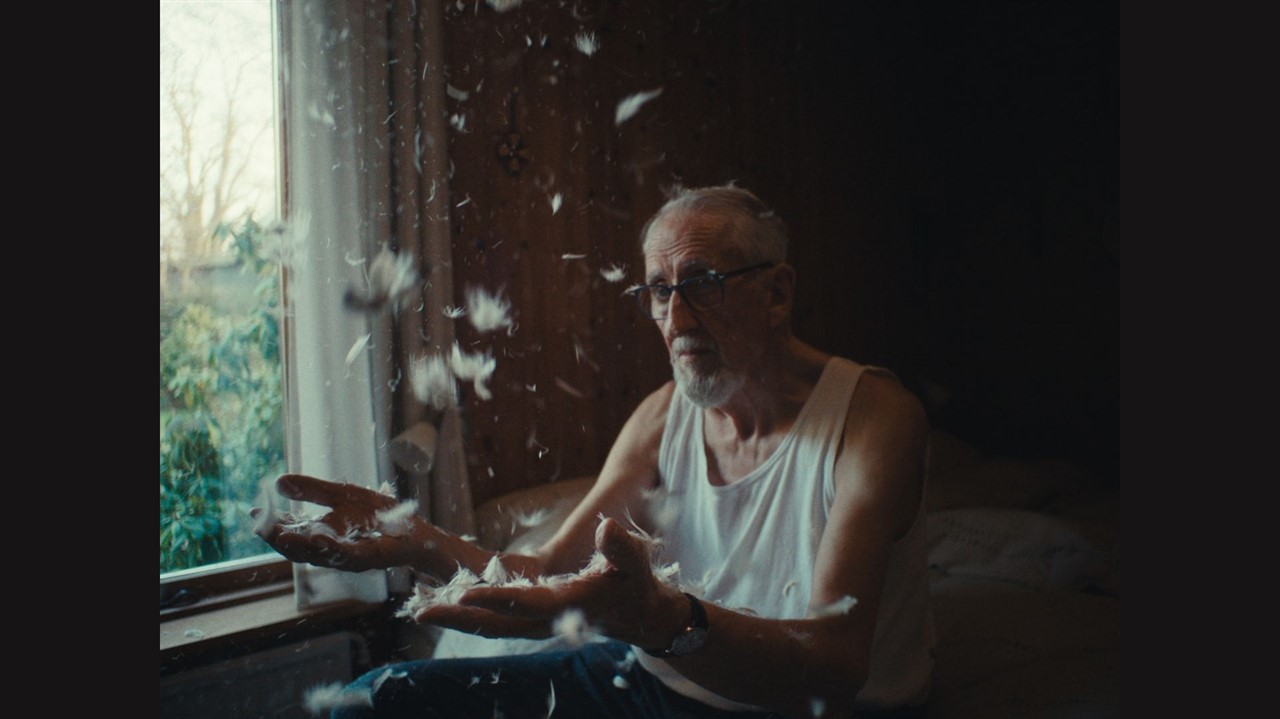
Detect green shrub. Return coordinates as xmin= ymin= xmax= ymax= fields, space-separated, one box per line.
xmin=160 ymin=219 xmax=285 ymax=574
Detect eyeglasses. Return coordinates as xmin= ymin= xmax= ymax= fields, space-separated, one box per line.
xmin=626 ymin=262 xmax=774 ymax=320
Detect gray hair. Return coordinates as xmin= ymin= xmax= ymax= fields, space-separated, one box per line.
xmin=640 ymin=184 xmax=789 ymax=264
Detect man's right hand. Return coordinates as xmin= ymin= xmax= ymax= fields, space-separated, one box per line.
xmin=251 ymin=473 xmax=425 ymax=572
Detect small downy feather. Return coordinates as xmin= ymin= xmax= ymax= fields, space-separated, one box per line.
xmin=486 ymin=0 xmax=523 ymax=12
xmin=580 ymin=550 xmax=611 ymax=575
xmin=409 ymin=353 xmax=458 ymax=410
xmin=552 ymin=607 xmax=592 ymax=647
xmin=344 ymin=333 xmax=371 ymax=369
xmin=375 ymin=499 xmax=419 ymax=536
xmin=615 ymin=648 xmax=638 ymax=673
xmin=465 ymin=285 xmax=514 ymax=334
xmin=574 ymin=31 xmax=599 ymax=56
xmin=554 ymin=377 xmax=585 ymax=398
xmin=449 ymin=342 xmax=497 ymax=400
xmin=302 ymin=683 xmax=372 ymax=716
xmin=252 ymin=475 xmax=278 ymax=538
xmin=396 ymin=566 xmax=482 ymax=618
xmin=653 ymin=561 xmax=681 ymax=586
xmin=481 ymin=554 xmax=511 ymax=584
xmin=371 ymin=667 xmax=408 ymax=694
xmin=600 ymin=263 xmax=627 ymax=283
xmin=615 ymin=88 xmax=663 ymax=125
xmin=513 ymin=507 xmax=553 ymax=528
xmin=810 ymin=595 xmax=858 ymax=618
xmin=344 ymin=245 xmax=419 ymax=313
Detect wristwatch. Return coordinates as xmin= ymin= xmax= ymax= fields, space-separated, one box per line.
xmin=643 ymin=592 xmax=709 ymax=658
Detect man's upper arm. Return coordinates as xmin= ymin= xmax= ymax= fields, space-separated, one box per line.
xmin=808 ymin=372 xmax=930 ymax=671
xmin=533 ymin=381 xmax=675 ymax=575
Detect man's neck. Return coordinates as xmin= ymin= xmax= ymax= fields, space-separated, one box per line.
xmin=705 ymin=337 xmax=830 ymax=442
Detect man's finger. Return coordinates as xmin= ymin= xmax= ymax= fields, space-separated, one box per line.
xmin=415 ymin=604 xmax=554 ymax=639
xmin=275 ymin=473 xmax=390 ymax=508
xmin=455 ymin=584 xmax=584 ymax=618
xmin=596 ymin=517 xmax=651 ymax=575
xmin=270 ymin=531 xmax=359 ymax=567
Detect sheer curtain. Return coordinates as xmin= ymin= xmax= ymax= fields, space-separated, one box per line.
xmin=382 ymin=0 xmax=477 ymax=542
xmin=277 ymin=0 xmax=472 ymax=608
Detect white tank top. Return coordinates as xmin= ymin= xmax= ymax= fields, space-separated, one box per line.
xmin=635 ymin=357 xmax=935 ymax=711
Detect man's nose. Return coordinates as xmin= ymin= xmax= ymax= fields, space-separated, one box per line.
xmin=663 ymin=289 xmax=700 ymax=337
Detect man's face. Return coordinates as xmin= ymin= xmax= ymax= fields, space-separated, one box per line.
xmin=642 ymin=210 xmax=766 ymax=407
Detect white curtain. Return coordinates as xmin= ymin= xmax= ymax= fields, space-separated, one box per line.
xmin=381 ymin=0 xmax=477 ymax=540
xmin=277 ymin=0 xmax=473 ymax=607
xmin=278 ymin=0 xmax=395 ymax=608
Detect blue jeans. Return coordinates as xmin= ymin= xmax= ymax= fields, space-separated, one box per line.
xmin=333 ymin=640 xmax=783 ymax=719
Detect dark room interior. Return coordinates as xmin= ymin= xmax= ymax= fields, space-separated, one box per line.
xmin=161 ymin=2 xmax=1119 ymax=717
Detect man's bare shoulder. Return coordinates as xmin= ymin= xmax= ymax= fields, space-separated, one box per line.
xmin=621 ymin=380 xmax=677 ymax=440
xmin=847 ymin=369 xmax=929 ymax=445
xmin=593 ymin=381 xmax=676 ymax=494
xmin=832 ymin=369 xmax=930 ymax=537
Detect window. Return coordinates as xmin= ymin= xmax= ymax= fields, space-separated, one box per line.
xmin=161 ymin=0 xmax=409 ymax=620
xmin=160 ymin=0 xmax=286 ymax=595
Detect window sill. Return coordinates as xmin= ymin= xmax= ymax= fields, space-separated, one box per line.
xmin=161 ymin=581 xmax=387 ymax=676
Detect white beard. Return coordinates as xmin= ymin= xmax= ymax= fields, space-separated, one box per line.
xmin=673 ymin=361 xmax=745 ymax=408
xmin=669 ymin=335 xmax=745 ymax=407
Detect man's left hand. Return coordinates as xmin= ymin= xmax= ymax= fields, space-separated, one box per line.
xmin=414 ymin=517 xmax=685 ymax=650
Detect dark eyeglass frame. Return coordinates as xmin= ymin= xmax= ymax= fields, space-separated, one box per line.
xmin=626 ymin=262 xmax=775 ymax=320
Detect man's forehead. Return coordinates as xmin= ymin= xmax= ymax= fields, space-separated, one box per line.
xmin=644 ymin=255 xmax=716 ymax=279
xmin=644 ymin=211 xmax=739 ymax=272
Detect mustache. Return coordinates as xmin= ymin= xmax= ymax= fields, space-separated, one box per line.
xmin=670 ymin=336 xmax=718 ymax=354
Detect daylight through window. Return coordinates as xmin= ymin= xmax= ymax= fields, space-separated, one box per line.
xmin=160 ymin=0 xmax=283 ymax=577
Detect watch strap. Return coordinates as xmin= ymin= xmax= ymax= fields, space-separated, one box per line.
xmin=642 ymin=592 xmax=708 ymax=658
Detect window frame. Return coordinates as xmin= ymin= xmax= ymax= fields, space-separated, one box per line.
xmin=159 ymin=0 xmax=292 ymax=611
xmin=161 ymin=0 xmax=438 ymax=670
xmin=161 ymin=556 xmax=292 ymax=619
xmin=158 ymin=0 xmax=379 ymax=643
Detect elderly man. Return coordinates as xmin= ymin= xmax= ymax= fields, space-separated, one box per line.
xmin=257 ymin=185 xmax=935 ymax=718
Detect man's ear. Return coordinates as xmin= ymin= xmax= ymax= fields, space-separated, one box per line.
xmin=767 ymin=263 xmax=795 ymax=326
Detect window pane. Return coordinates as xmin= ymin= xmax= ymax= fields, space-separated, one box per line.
xmin=160 ymin=0 xmax=283 ymax=576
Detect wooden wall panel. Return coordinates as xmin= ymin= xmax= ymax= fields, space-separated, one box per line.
xmin=426 ymin=1 xmax=1119 ymax=505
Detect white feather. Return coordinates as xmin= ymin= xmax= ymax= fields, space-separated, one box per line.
xmin=811 ymin=595 xmax=858 ymax=618
xmin=574 ymin=31 xmax=599 ymax=56
xmin=552 ymin=608 xmax=591 ymax=647
xmin=600 ymin=263 xmax=627 ymax=283
xmin=375 ymin=500 xmax=419 ymax=536
xmin=486 ymin=0 xmax=524 ymax=12
xmin=252 ymin=475 xmax=278 ymax=538
xmin=449 ymin=342 xmax=497 ymax=400
xmin=615 ymin=88 xmax=663 ymax=125
xmin=409 ymin=353 xmax=458 ymax=410
xmin=481 ymin=554 xmax=511 ymax=584
xmin=465 ymin=285 xmax=514 ymax=334
xmin=344 ymin=334 xmax=371 ymax=369
xmin=302 ymin=683 xmax=372 ymax=716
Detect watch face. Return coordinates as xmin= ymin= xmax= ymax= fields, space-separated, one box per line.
xmin=671 ymin=627 xmax=708 ymax=656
